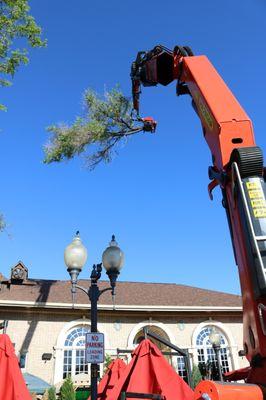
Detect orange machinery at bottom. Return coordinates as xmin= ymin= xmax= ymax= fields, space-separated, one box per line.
xmin=194 ymin=380 xmax=265 ymax=400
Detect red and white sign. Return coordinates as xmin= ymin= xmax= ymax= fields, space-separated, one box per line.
xmin=85 ymin=333 xmax=105 ymax=363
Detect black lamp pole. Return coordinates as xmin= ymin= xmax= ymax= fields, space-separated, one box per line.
xmin=212 ymin=343 xmax=223 ymax=381
xmin=89 ymin=264 xmax=101 ymax=400
xmin=65 ymin=233 xmax=124 ymax=400
xmin=88 ymin=263 xmax=119 ymax=400
xmin=71 ymin=263 xmax=119 ymax=400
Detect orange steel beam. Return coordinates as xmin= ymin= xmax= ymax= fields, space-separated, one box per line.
xmin=131 ymin=45 xmax=266 ymax=392
xmin=181 ymin=56 xmax=255 ymax=170
xmin=181 ymin=58 xmax=266 ymax=379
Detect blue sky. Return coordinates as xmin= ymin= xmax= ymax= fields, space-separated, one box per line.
xmin=0 ymin=0 xmax=265 ymax=294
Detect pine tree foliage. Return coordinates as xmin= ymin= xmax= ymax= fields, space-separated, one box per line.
xmin=0 ymin=0 xmax=46 ymax=110
xmin=191 ymin=364 xmax=202 ymax=389
xmin=0 ymin=214 xmax=6 ymax=232
xmin=103 ymin=353 xmax=112 ymax=374
xmin=44 ymin=88 xmax=144 ymax=170
xmin=47 ymin=386 xmax=57 ymax=400
xmin=59 ymin=377 xmax=75 ymax=400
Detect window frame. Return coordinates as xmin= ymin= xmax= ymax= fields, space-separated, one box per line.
xmin=195 ymin=325 xmax=232 ymax=373
xmin=63 ymin=326 xmax=89 ymax=380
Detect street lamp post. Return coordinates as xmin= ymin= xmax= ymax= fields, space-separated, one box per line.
xmin=64 ymin=232 xmax=124 ymax=400
xmin=209 ymin=329 xmax=223 ymax=381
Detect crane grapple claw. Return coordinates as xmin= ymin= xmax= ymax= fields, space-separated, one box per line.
xmin=141 ymin=117 xmax=157 ymax=133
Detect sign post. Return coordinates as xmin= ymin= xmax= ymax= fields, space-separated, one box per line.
xmin=86 ymin=333 xmax=105 ymax=364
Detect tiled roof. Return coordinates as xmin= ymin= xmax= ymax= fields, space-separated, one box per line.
xmin=0 ymin=278 xmax=242 ymax=308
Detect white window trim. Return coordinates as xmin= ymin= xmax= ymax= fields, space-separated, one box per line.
xmin=53 ymin=319 xmax=109 ymax=385
xmin=127 ymin=320 xmax=176 ymax=349
xmin=191 ymin=320 xmax=239 ymax=370
xmin=127 ymin=321 xmax=188 ymax=377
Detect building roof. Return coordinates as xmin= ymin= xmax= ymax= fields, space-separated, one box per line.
xmin=0 ymin=278 xmax=242 ymax=311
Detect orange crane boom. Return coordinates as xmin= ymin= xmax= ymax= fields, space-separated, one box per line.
xmin=131 ymin=45 xmax=266 ymax=399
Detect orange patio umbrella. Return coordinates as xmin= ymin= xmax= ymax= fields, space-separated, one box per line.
xmin=106 ymin=339 xmax=194 ymax=400
xmin=88 ymin=358 xmax=127 ymax=399
xmin=0 ymin=334 xmax=31 ymax=400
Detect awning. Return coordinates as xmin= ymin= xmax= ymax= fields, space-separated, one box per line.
xmin=23 ymin=372 xmax=51 ymax=395
xmin=88 ymin=358 xmax=126 ymax=399
xmin=0 ymin=334 xmax=31 ymax=400
xmin=106 ymin=339 xmax=194 ymax=400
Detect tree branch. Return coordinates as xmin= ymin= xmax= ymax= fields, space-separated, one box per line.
xmin=44 ymin=87 xmax=145 ymax=169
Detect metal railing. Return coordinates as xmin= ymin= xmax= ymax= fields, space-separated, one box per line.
xmin=0 ymin=320 xmax=8 ymax=334
xmin=116 ymin=327 xmax=192 ymax=388
xmin=143 ymin=327 xmax=192 ymax=387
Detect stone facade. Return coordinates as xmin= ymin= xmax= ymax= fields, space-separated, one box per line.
xmin=1 ymin=307 xmax=248 ymax=386
xmin=0 ymin=264 xmax=247 ymax=387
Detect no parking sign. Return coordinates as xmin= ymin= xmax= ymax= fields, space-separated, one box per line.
xmin=85 ymin=333 xmax=105 ymax=363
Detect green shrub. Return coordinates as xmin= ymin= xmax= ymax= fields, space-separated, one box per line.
xmin=60 ymin=377 xmax=75 ymax=400
xmin=103 ymin=353 xmax=112 ymax=374
xmin=48 ymin=386 xmax=57 ymax=400
xmin=191 ymin=364 xmax=202 ymax=389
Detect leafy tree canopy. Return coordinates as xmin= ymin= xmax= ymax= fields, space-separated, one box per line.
xmin=44 ymin=88 xmax=145 ymax=170
xmin=0 ymin=0 xmax=45 ymax=231
xmin=0 ymin=0 xmax=46 ymax=110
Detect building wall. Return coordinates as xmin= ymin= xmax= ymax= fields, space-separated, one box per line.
xmin=1 ymin=308 xmax=248 ymax=386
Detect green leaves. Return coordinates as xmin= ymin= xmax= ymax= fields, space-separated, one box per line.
xmin=47 ymin=386 xmax=57 ymax=400
xmin=191 ymin=364 xmax=202 ymax=389
xmin=0 ymin=0 xmax=46 ymax=109
xmin=0 ymin=0 xmax=46 ymax=232
xmin=103 ymin=353 xmax=112 ymax=374
xmin=59 ymin=377 xmax=75 ymax=400
xmin=44 ymin=88 xmax=143 ymax=169
xmin=0 ymin=214 xmax=6 ymax=232
xmin=0 ymin=104 xmax=7 ymax=111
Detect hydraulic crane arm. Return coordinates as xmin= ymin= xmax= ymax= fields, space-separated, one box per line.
xmin=131 ymin=45 xmax=256 ymax=170
xmin=131 ymin=45 xmax=266 ymax=398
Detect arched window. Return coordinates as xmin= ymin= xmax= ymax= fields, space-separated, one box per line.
xmin=196 ymin=325 xmax=231 ymax=373
xmin=63 ymin=326 xmax=89 ymax=379
xmin=133 ymin=325 xmax=169 ymax=351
